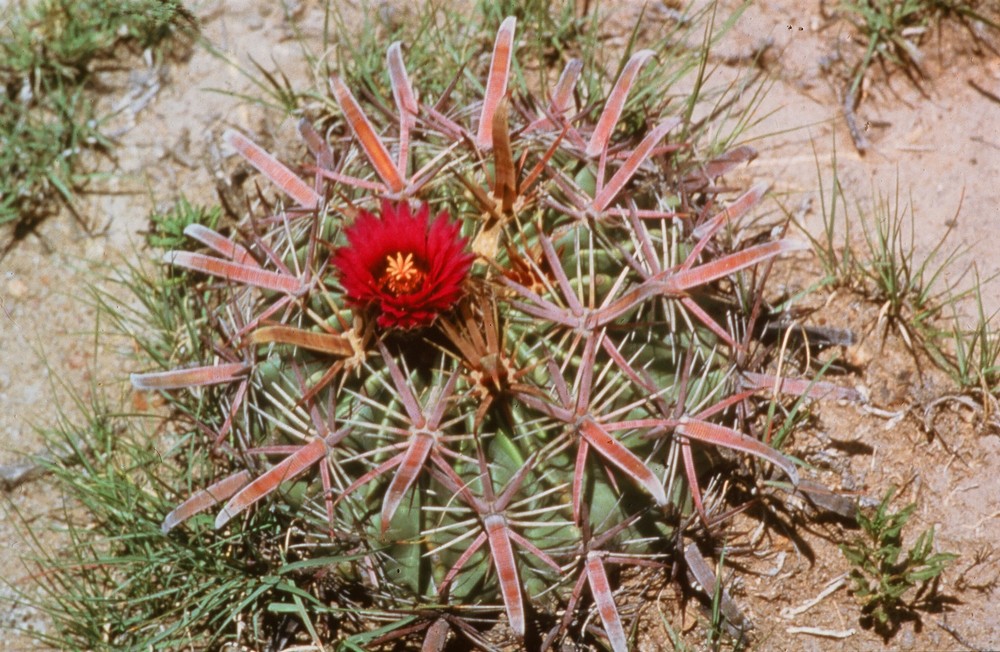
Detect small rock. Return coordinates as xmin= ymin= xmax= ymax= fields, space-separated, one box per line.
xmin=6 ymin=277 xmax=27 ymax=298
xmin=844 ymin=341 xmax=873 ymax=368
xmin=85 ymin=238 xmax=107 ymax=260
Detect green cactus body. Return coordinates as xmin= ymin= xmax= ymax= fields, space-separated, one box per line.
xmin=134 ymin=14 xmax=808 ymax=650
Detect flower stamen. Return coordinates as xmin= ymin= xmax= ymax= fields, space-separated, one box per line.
xmin=381 ymin=251 xmax=424 ymax=295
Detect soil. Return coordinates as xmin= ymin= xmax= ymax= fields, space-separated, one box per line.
xmin=1 ymin=1 xmax=998 ymax=650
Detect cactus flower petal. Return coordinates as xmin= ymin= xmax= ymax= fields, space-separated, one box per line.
xmin=332 ymin=201 xmax=474 ymax=329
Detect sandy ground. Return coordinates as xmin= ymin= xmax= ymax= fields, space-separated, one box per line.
xmin=1 ymin=1 xmax=998 ymax=649
xmin=732 ymin=0 xmax=1000 ymax=312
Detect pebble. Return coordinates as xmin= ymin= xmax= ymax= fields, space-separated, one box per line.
xmin=6 ymin=277 xmax=27 ymax=298
xmin=85 ymin=238 xmax=107 ymax=260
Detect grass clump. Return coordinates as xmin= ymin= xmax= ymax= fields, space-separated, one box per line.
xmin=21 ymin=388 xmax=358 ymax=650
xmin=0 ymin=0 xmax=192 ymax=247
xmin=146 ymin=197 xmax=221 ymax=251
xmin=833 ymin=0 xmax=1000 ymax=151
xmin=795 ymin=158 xmax=974 ymax=364
xmin=854 ymin=182 xmax=967 ymax=352
xmin=935 ymin=277 xmax=1000 ymax=392
xmin=838 ymin=0 xmax=1000 ymax=99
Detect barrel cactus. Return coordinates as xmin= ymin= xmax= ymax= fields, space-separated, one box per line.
xmin=132 ymin=14 xmax=847 ymax=650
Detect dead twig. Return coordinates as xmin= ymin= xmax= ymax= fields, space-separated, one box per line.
xmin=0 ymin=459 xmax=47 ymax=491
xmin=683 ymin=543 xmax=751 ymax=635
xmin=936 ymin=619 xmax=991 ymax=652
xmin=923 ymin=392 xmax=1000 ymax=436
xmin=786 ymin=626 xmax=856 ymax=639
xmin=967 ymin=79 xmax=1000 ymax=106
xmin=0 ymin=443 xmax=89 ymax=491
xmin=842 ymin=82 xmax=871 ymax=153
xmin=781 ymin=574 xmax=847 ymax=618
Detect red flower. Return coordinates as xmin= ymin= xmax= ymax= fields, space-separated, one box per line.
xmin=332 ymin=201 xmax=474 ymax=329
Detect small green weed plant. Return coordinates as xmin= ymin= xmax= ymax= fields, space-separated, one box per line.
xmin=840 ymin=488 xmax=957 ymax=634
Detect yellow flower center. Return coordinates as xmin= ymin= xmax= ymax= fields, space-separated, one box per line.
xmin=381 ymin=251 xmax=424 ymax=295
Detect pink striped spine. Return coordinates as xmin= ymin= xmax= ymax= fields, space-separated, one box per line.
xmin=676 ymin=417 xmax=799 ymax=485
xmin=572 ymin=439 xmax=589 ymax=524
xmin=579 ymin=419 xmax=667 ymax=506
xmin=215 ymin=437 xmax=329 ymax=529
xmin=585 ymin=50 xmax=655 ymax=157
xmin=380 ymin=431 xmax=435 ymax=532
xmin=484 ymin=513 xmax=525 ymax=637
xmin=183 ymin=224 xmax=259 ymax=268
xmin=586 ymin=553 xmax=628 ymax=652
xmin=550 ymin=58 xmax=582 ymax=117
xmin=162 ymin=470 xmax=251 ymax=533
xmin=591 ymin=117 xmax=680 ymax=212
xmin=476 ymin=16 xmax=516 ymax=149
xmin=659 ymin=239 xmax=807 ymax=294
xmin=679 ymin=295 xmax=740 ymax=350
xmin=387 ymin=41 xmax=418 ymax=173
xmin=329 ymin=74 xmax=406 ymax=193
xmin=524 ymin=58 xmax=583 ymax=132
xmin=297 ymin=118 xmax=335 ymax=170
xmin=163 ymin=251 xmax=305 ymax=295
xmin=224 ymin=130 xmax=320 ymax=209
xmin=131 ymin=362 xmax=249 ymax=390
xmin=691 ymin=182 xmax=770 ymax=242
xmin=740 ymin=371 xmax=861 ymax=402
